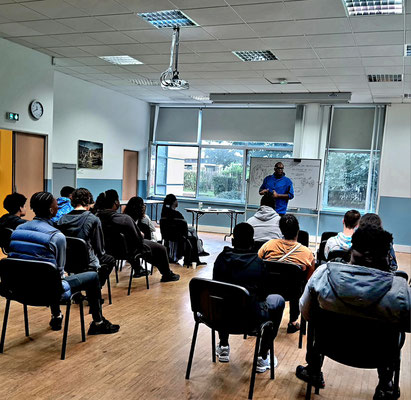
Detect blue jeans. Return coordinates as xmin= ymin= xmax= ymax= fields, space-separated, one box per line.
xmin=51 ymin=271 xmax=102 ymax=322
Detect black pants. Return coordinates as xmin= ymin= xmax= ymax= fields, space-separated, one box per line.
xmin=289 ymin=298 xmax=300 ymax=323
xmin=97 ymin=253 xmax=115 ymax=287
xmin=51 ymin=271 xmax=102 ymax=322
xmin=183 ymin=236 xmax=200 ymax=265
xmin=219 ymin=294 xmax=285 ymax=358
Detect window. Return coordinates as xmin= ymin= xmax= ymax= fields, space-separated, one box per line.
xmin=322 ymin=106 xmax=384 ymax=212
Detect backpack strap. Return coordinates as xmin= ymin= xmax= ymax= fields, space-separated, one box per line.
xmin=278 ymin=243 xmax=302 ymax=262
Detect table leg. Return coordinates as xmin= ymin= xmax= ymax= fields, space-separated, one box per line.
xmin=224 ymin=212 xmax=235 ymax=241
xmin=196 ymin=213 xmax=199 ymax=234
xmin=155 ymin=203 xmax=159 ymax=223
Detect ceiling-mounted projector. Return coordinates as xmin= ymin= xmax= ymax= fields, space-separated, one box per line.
xmin=160 ymin=27 xmax=189 ymax=90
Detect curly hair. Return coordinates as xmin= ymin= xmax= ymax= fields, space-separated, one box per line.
xmin=124 ymin=196 xmax=145 ymax=221
xmin=30 ymin=192 xmax=54 ymax=218
xmin=359 ymin=213 xmax=382 ymax=229
xmin=71 ymin=188 xmax=94 ymax=208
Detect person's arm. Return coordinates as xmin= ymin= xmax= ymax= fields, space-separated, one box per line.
xmin=299 ymin=265 xmax=326 ymax=321
xmin=273 ymin=179 xmax=294 ymax=200
xmin=53 ymin=232 xmax=66 ymax=278
xmin=259 ymin=177 xmax=269 ymax=195
xmin=307 ymin=258 xmax=315 ymax=280
xmin=257 ymin=242 xmax=267 ymax=259
xmin=91 ymin=219 xmax=106 ymax=259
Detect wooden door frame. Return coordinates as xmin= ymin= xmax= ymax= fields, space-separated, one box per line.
xmin=122 ymin=149 xmax=139 ymax=200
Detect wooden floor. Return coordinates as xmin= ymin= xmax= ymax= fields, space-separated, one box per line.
xmin=0 ymin=232 xmax=409 ymax=400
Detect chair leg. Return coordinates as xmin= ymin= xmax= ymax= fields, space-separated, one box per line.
xmin=314 ymin=386 xmax=320 ymax=395
xmin=211 ymin=329 xmax=216 ymax=363
xmin=23 ymin=304 xmax=29 ymax=337
xmin=393 ymin=355 xmax=401 ymax=398
xmin=127 ymin=266 xmax=133 ymax=296
xmin=144 ymin=260 xmax=149 ymax=290
xmin=119 ymin=260 xmax=123 ymax=271
xmin=61 ymin=302 xmax=71 ymax=360
xmin=248 ymin=332 xmax=262 ymax=400
xmin=269 ymin=339 xmax=275 ymax=380
xmin=107 ymin=275 xmax=112 ymax=305
xmin=305 ymin=383 xmax=312 ymax=400
xmin=185 ymin=321 xmax=200 ymax=380
xmin=244 ymin=334 xmax=247 ymax=340
xmin=0 ymin=299 xmax=11 ymax=353
xmin=115 ymin=261 xmax=119 ymax=283
xmin=79 ymin=301 xmax=86 ymax=342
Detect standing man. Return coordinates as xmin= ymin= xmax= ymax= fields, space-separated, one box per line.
xmin=259 ymin=162 xmax=294 ymax=215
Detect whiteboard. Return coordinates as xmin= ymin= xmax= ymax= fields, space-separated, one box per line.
xmin=247 ymin=158 xmax=321 ymax=210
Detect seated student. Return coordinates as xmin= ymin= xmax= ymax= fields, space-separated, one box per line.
xmin=57 ymin=188 xmax=115 ymax=287
xmin=94 ymin=190 xmax=179 ymax=282
xmin=0 ymin=192 xmax=27 ymax=229
xmin=324 ymin=209 xmax=360 ymax=260
xmin=51 ymin=186 xmax=75 ymax=223
xmin=258 ymin=214 xmax=315 ymax=334
xmin=8 ymin=192 xmax=119 ymax=334
xmin=161 ymin=194 xmax=208 ymax=263
xmin=247 ymin=193 xmax=281 ymax=243
xmin=124 ymin=197 xmax=157 ymax=241
xmin=359 ymin=213 xmax=398 ymax=271
xmin=296 ymin=225 xmax=411 ymax=399
xmin=213 ymin=223 xmax=285 ymax=371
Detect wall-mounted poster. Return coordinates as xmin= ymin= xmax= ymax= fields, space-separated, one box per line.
xmin=78 ymin=140 xmax=103 ymax=169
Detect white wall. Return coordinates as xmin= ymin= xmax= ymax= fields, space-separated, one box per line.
xmin=379 ymin=104 xmax=411 ymax=198
xmin=53 ymin=72 xmax=150 ymax=182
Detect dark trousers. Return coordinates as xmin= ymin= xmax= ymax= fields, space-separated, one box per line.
xmin=183 ymin=236 xmax=200 ymax=265
xmin=51 ymin=271 xmax=103 ymax=322
xmin=219 ymin=294 xmax=285 ymax=358
xmin=289 ymin=298 xmax=300 ymax=323
xmin=129 ymin=240 xmax=172 ymax=277
xmin=97 ymin=253 xmax=115 ymax=287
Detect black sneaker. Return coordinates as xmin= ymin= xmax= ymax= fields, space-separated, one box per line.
xmin=198 ymin=251 xmax=210 ymax=257
xmin=287 ymin=322 xmax=300 ymax=334
xmin=88 ymin=318 xmax=120 ymax=335
xmin=198 ymin=261 xmax=207 ymax=266
xmin=161 ymin=272 xmax=180 ymax=282
xmin=49 ymin=313 xmax=63 ymax=331
xmin=373 ymin=381 xmax=400 ymax=400
xmin=133 ymin=267 xmax=147 ymax=278
xmin=296 ymin=365 xmax=325 ymax=389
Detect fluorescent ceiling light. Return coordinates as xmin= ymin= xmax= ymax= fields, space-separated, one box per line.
xmin=129 ymin=78 xmax=160 ymax=86
xmin=343 ymin=0 xmax=403 ymax=16
xmin=138 ymin=10 xmax=197 ymax=29
xmin=404 ymin=44 xmax=411 ymax=56
xmin=233 ymin=50 xmax=277 ymax=62
xmin=99 ymin=55 xmax=143 ymax=65
xmin=191 ymin=95 xmax=210 ymax=101
xmin=368 ymin=74 xmax=403 ymax=82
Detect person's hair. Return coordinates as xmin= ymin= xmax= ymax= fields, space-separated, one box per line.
xmin=274 ymin=162 xmax=283 ymax=168
xmin=260 ymin=193 xmax=276 ymax=209
xmin=30 ymin=192 xmax=54 ymax=218
xmin=163 ymin=193 xmax=177 ymax=208
xmin=124 ymin=196 xmax=145 ymax=221
xmin=359 ymin=213 xmax=382 ymax=229
xmin=232 ymin=222 xmax=254 ymax=250
xmin=351 ymin=225 xmax=393 ymax=271
xmin=94 ymin=189 xmax=119 ymax=211
xmin=60 ymin=186 xmax=75 ymax=198
xmin=3 ymin=192 xmax=27 ymax=214
xmin=71 ymin=188 xmax=94 ymax=208
xmin=279 ymin=214 xmax=299 ymax=240
xmin=343 ymin=209 xmax=361 ymax=229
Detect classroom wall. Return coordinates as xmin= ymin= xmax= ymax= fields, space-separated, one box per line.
xmin=53 ymin=72 xmax=150 ymax=200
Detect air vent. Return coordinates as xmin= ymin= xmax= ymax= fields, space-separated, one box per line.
xmin=138 ymin=10 xmax=198 ymax=28
xmin=233 ymin=50 xmax=277 ymax=62
xmin=99 ymin=55 xmax=142 ymax=65
xmin=343 ymin=0 xmax=403 ymax=16
xmin=368 ymin=74 xmax=403 ymax=82
xmin=404 ymin=44 xmax=411 ymax=56
xmin=129 ymin=78 xmax=160 ymax=86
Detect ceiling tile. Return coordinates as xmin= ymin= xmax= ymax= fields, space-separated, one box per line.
xmin=51 ymin=33 xmax=102 ymax=46
xmin=203 ymin=24 xmax=258 ymax=40
xmin=87 ymin=31 xmax=137 ymax=44
xmin=248 ymin=21 xmax=302 ymax=37
xmin=124 ymin=29 xmax=169 ymax=43
xmin=333 ymin=75 xmax=368 ymax=83
xmin=22 ymin=20 xmax=76 ymax=35
xmin=326 ymin=67 xmax=365 ymax=76
xmin=146 ymin=41 xmax=192 ymax=54
xmin=23 ymin=0 xmax=87 ymax=18
xmin=0 ymin=22 xmax=43 ymax=36
xmin=183 ymin=6 xmax=243 ymax=26
xmin=350 ymin=15 xmax=404 ymax=32
xmin=355 ymin=31 xmax=404 ymax=46
xmin=109 ymin=43 xmax=158 ymax=55
xmin=262 ymin=36 xmax=310 ymax=49
xmin=66 ymin=65 xmax=104 ymax=74
xmin=0 ymin=4 xmax=46 ymax=21
xmin=71 ymin=56 xmax=113 ymax=65
xmin=358 ymin=45 xmax=404 ymax=57
xmin=219 ymin=38 xmax=268 ymax=51
xmin=170 ymin=0 xmax=227 ymax=8
xmin=115 ymin=0 xmax=175 ymax=12
xmin=232 ymin=3 xmax=292 ymax=23
xmin=361 ymin=57 xmax=404 ymax=67
xmin=54 ymin=58 xmax=85 ymax=67
xmin=284 ymin=0 xmax=346 ymax=20
xmin=184 ymin=40 xmax=229 ymax=53
xmin=364 ymin=66 xmax=404 ymax=74
xmin=307 ymin=33 xmax=355 ymax=48
xmin=296 ymin=18 xmax=351 ymax=35
xmin=283 ymin=59 xmax=324 ymax=69
xmin=47 ymin=46 xmax=91 ymax=57
xmin=58 ymin=17 xmax=115 ymax=33
xmin=64 ymin=0 xmax=131 ymax=15
xmin=320 ymin=58 xmax=363 ymax=67
xmin=97 ymin=14 xmax=152 ymax=30
xmin=315 ymin=46 xmax=360 ymax=58
xmin=78 ymin=44 xmax=124 ymax=56
xmin=18 ymin=35 xmax=66 ymax=47
xmin=274 ymin=48 xmax=318 ymax=60
xmin=299 ymin=76 xmax=333 ymax=83
xmin=291 ymin=68 xmax=329 ymax=77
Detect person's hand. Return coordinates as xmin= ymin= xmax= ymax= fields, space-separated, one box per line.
xmin=260 ymin=189 xmax=269 ymax=195
xmin=272 ymin=190 xmax=278 ymax=198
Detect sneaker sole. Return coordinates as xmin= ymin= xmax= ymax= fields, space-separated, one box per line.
xmin=216 ymin=354 xmax=229 ymax=362
xmin=256 ymin=365 xmax=270 ymax=373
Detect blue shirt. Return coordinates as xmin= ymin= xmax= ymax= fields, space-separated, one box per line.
xmin=259 ymin=174 xmax=294 ymax=215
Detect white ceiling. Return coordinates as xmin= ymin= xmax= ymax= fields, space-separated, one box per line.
xmin=1 ymin=0 xmax=411 ymax=104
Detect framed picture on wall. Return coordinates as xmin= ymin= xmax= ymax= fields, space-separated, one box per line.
xmin=78 ymin=140 xmax=103 ymax=169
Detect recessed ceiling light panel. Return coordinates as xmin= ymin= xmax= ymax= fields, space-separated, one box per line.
xmin=405 ymin=44 xmax=411 ymax=56
xmin=368 ymin=74 xmax=403 ymax=82
xmin=99 ymin=55 xmax=143 ymax=65
xmin=343 ymin=0 xmax=403 ymax=16
xmin=138 ymin=10 xmax=197 ymax=28
xmin=233 ymin=50 xmax=277 ymax=62
xmin=129 ymin=78 xmax=160 ymax=86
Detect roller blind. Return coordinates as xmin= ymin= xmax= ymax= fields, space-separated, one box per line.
xmin=201 ymin=108 xmax=296 ymax=142
xmin=155 ymin=108 xmax=198 ymax=143
xmin=330 ymin=108 xmax=375 ymax=150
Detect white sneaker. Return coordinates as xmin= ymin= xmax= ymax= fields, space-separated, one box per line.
xmin=256 ymin=352 xmax=278 ymax=373
xmin=216 ymin=344 xmax=230 ymax=362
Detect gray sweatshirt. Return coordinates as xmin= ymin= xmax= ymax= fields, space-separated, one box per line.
xmin=300 ymin=262 xmax=411 ymax=332
xmin=247 ymin=206 xmax=282 ymax=242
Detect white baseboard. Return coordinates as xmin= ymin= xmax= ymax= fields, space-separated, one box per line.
xmin=198 ymin=225 xmax=232 ymax=234
xmin=394 ymin=244 xmax=411 ymax=253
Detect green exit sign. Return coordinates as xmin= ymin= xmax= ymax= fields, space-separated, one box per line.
xmin=6 ymin=112 xmax=19 ymax=121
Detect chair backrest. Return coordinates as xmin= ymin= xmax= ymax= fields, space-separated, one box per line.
xmin=137 ymin=221 xmax=152 ymax=241
xmin=263 ymin=260 xmax=306 ymax=301
xmin=327 ymin=249 xmax=351 ymax=262
xmin=297 ymin=230 xmax=309 ymax=247
xmin=65 ymin=236 xmax=90 ymax=274
xmin=252 ymin=240 xmax=267 ymax=253
xmin=311 ymin=308 xmax=403 ymax=369
xmin=160 ymin=218 xmax=188 ymax=242
xmin=0 ymin=227 xmax=13 ymax=254
xmin=0 ymin=258 xmax=63 ymax=306
xmin=317 ymin=231 xmax=338 ymax=262
xmin=320 ymin=231 xmax=338 ymax=243
xmin=103 ymin=230 xmax=128 ymax=259
xmin=189 ymin=277 xmax=253 ymax=334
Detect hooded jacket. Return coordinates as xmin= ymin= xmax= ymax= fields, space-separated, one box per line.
xmin=247 ymin=206 xmax=282 ymax=242
xmin=58 ymin=210 xmax=105 ymax=268
xmin=300 ymin=262 xmax=411 ymax=332
xmin=51 ymin=197 xmax=74 ymax=223
xmin=324 ymin=232 xmax=352 ymax=259
xmin=0 ymin=213 xmax=26 ymax=230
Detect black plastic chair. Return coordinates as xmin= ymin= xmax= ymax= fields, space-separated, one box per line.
xmin=304 ymin=308 xmax=405 ymax=399
xmin=297 ymin=230 xmax=309 ymax=247
xmin=252 ymin=240 xmax=267 ymax=253
xmin=185 ymin=277 xmax=275 ymax=400
xmin=316 ymin=231 xmax=338 ymax=264
xmin=66 ymin=236 xmax=113 ymax=305
xmin=0 ymin=258 xmax=86 ymax=360
xmin=104 ymin=230 xmax=149 ymax=293
xmin=264 ymin=260 xmax=307 ymax=349
xmin=0 ymin=227 xmax=13 ymax=255
xmin=137 ymin=221 xmax=152 ymax=241
xmin=160 ymin=218 xmax=191 ymax=266
xmin=326 ymin=249 xmax=351 ymax=263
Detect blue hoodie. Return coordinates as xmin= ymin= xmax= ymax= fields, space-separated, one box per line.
xmin=51 ymin=197 xmax=74 ymax=223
